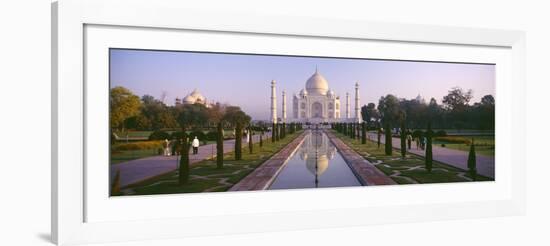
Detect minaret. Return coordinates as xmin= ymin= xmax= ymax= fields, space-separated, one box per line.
xmin=346 ymin=92 xmax=351 ymax=119
xmin=282 ymin=90 xmax=287 ymax=123
xmin=271 ymin=80 xmax=277 ymax=123
xmin=355 ymin=82 xmax=361 ymax=123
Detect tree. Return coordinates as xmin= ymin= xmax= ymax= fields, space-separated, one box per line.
xmin=275 ymin=123 xmax=280 ymax=141
xmin=248 ymin=127 xmax=253 ymax=154
xmin=361 ymin=103 xmax=379 ymax=128
xmin=378 ymin=94 xmax=403 ymax=126
xmin=259 ymin=130 xmax=264 ymax=148
xmin=125 ymin=114 xmax=152 ymax=130
xmin=442 ymin=87 xmax=473 ymax=111
xmin=400 ymin=120 xmax=406 ymax=159
xmin=175 ymin=103 xmax=209 ymax=185
xmin=110 ymin=86 xmax=141 ymax=130
xmin=223 ymin=106 xmax=251 ymax=161
xmin=140 ymin=94 xmax=177 ymax=130
xmin=271 ymin=122 xmax=276 ymax=142
xmin=384 ymin=121 xmax=392 ymax=155
xmin=378 ymin=94 xmax=404 ymax=155
xmin=377 ymin=125 xmax=382 ymax=149
xmin=481 ymin=95 xmax=495 ymax=105
xmin=425 ymin=122 xmax=433 ymax=172
xmin=111 ymin=169 xmax=121 ymax=195
xmin=361 ymin=122 xmax=367 ymax=144
xmin=468 ymin=138 xmax=477 ymax=181
xmin=216 ymin=122 xmax=224 ymax=169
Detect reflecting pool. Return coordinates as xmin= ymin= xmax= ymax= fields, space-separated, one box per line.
xmin=269 ymin=130 xmax=362 ymax=190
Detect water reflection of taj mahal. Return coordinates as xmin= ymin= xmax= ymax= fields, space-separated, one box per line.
xmin=298 ymin=131 xmax=337 ymax=177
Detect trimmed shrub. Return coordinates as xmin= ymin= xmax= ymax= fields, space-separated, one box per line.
xmin=434 ymin=136 xmax=472 ymax=145
xmin=205 ymin=131 xmax=218 ymax=141
xmin=189 ymin=130 xmax=206 ymax=143
xmin=468 ymin=138 xmax=477 ymax=181
xmin=112 ymin=141 xmax=163 ymax=151
xmin=412 ymin=129 xmax=424 ymax=138
xmin=170 ymin=131 xmax=186 ymax=140
xmin=148 ymin=130 xmax=170 ymax=141
xmin=435 ymin=130 xmax=447 ymax=137
xmin=425 ymin=123 xmax=433 ymax=172
xmin=216 ymin=122 xmax=223 ymax=169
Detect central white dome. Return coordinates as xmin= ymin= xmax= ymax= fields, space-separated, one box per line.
xmin=305 ymin=70 xmax=329 ymax=95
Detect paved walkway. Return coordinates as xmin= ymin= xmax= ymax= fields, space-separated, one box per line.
xmin=229 ymin=132 xmax=308 ymax=191
xmin=110 ymin=134 xmax=268 ymax=188
xmin=366 ymin=132 xmax=495 ymax=178
xmin=325 ymin=130 xmax=396 ymax=186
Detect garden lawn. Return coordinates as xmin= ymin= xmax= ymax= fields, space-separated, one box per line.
xmin=121 ymin=131 xmax=303 ymax=195
xmin=333 ymin=130 xmax=492 ymax=184
xmin=433 ymin=135 xmax=494 ymax=156
xmin=111 ymin=149 xmax=161 ymax=165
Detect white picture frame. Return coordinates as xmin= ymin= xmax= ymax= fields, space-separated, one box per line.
xmin=52 ymin=0 xmax=526 ymax=245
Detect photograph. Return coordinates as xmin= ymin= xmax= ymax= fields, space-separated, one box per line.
xmin=109 ymin=48 xmax=495 ymax=196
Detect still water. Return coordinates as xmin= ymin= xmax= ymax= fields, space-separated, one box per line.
xmin=269 ymin=130 xmax=362 ymax=190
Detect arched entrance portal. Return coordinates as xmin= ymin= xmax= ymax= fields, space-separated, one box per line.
xmin=311 ymin=102 xmax=323 ymax=118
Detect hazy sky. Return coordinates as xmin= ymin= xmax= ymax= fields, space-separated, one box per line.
xmin=110 ymin=49 xmax=495 ymax=121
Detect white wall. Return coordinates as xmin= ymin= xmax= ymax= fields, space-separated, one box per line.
xmin=0 ymin=0 xmax=547 ymax=245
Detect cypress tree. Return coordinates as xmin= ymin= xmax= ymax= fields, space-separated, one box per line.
xmin=384 ymin=121 xmax=392 ymax=155
xmin=271 ymin=122 xmax=275 ymax=142
xmin=259 ymin=130 xmax=264 ymax=148
xmin=179 ymin=135 xmax=190 ymax=185
xmin=468 ymin=138 xmax=477 ymax=181
xmin=407 ymin=129 xmax=412 ymax=150
xmin=344 ymin=123 xmax=347 ymax=136
xmin=275 ymin=123 xmax=280 ymax=141
xmin=400 ymin=120 xmax=406 ymax=159
xmin=248 ymin=128 xmax=253 ymax=154
xmin=425 ymin=122 xmax=433 ymax=172
xmin=216 ymin=122 xmax=224 ymax=169
xmin=111 ymin=169 xmax=121 ymax=195
xmin=361 ymin=122 xmax=367 ymax=144
xmin=235 ymin=123 xmax=243 ymax=160
xmin=377 ymin=126 xmax=381 ymax=149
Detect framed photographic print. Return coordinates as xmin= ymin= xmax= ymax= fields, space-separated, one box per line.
xmin=52 ymin=0 xmax=526 ymax=245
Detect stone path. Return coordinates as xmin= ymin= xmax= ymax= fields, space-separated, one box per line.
xmin=324 ymin=130 xmax=397 ymax=186
xmin=366 ymin=132 xmax=495 ymax=178
xmin=229 ymin=132 xmax=308 ymax=191
xmin=110 ymin=134 xmax=268 ymax=188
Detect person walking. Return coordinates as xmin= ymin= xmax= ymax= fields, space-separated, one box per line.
xmin=422 ymin=137 xmax=426 ymax=150
xmin=192 ymin=136 xmax=200 ymax=155
xmin=407 ymin=131 xmax=412 ymax=150
xmin=163 ymin=139 xmax=170 ymax=156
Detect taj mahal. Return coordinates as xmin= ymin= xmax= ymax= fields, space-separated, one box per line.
xmin=270 ymin=69 xmax=362 ymax=124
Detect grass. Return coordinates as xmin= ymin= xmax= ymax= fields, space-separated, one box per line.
xmin=111 ymin=149 xmax=161 ymax=165
xmin=433 ymin=135 xmax=494 ymax=156
xmin=119 ymin=131 xmax=304 ymax=196
xmin=110 ymin=140 xmax=164 ymax=164
xmin=333 ymin=130 xmax=492 ymax=184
